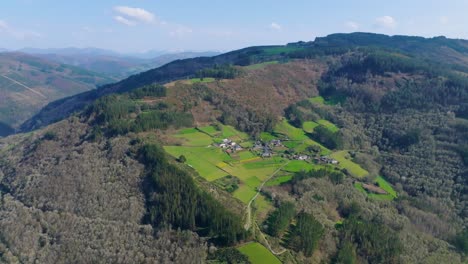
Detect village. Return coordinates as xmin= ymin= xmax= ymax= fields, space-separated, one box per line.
xmin=215 ymin=138 xmax=340 ymax=165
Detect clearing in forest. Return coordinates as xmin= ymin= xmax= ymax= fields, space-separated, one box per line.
xmin=238 ymin=242 xmax=282 ymax=264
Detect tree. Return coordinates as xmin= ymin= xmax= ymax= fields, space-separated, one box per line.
xmin=288 ymin=212 xmax=324 ymax=257
xmin=454 ymin=229 xmax=468 ymax=254
xmin=335 ymin=241 xmax=357 ymax=264
xmin=264 ymin=202 xmax=296 ymax=237
xmin=178 ymin=155 xmax=187 ymax=163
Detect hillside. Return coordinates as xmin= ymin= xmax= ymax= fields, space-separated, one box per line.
xmin=1 ymin=33 xmax=468 ymax=263
xmin=0 ymin=52 xmax=114 ymax=133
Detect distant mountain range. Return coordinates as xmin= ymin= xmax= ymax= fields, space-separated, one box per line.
xmin=13 ymin=48 xmax=220 ymax=79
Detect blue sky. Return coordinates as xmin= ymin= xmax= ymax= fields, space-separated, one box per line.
xmin=0 ymin=0 xmax=467 ymax=53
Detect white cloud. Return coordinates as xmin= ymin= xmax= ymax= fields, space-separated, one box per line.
xmin=0 ymin=19 xmax=41 ymax=39
xmin=270 ymin=22 xmax=282 ymax=31
xmin=344 ymin=21 xmax=359 ymax=31
xmin=114 ymin=6 xmax=155 ymax=24
xmin=114 ymin=16 xmax=136 ymax=26
xmin=375 ymin=16 xmax=397 ymax=29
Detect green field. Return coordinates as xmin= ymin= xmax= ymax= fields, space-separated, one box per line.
xmin=354 ymin=182 xmax=367 ymax=194
xmin=265 ymin=175 xmax=293 ymax=186
xmin=309 ymin=96 xmax=326 ymax=104
xmin=283 ymin=160 xmax=315 ymax=172
xmin=369 ymin=176 xmax=398 ymax=200
xmin=188 ymin=77 xmax=215 ymax=84
xmin=252 ymin=194 xmax=274 ymax=220
xmin=260 ymin=132 xmax=277 ymax=141
xmin=238 ymin=150 xmax=256 ymax=161
xmin=221 ymin=125 xmax=249 ymax=141
xmin=175 ymin=129 xmax=213 ymax=146
xmin=330 ymin=151 xmax=369 ymax=178
xmin=245 ymin=61 xmax=279 ymax=70
xmin=167 ymin=126 xmax=284 ymax=204
xmin=197 ymin=125 xmax=219 ymax=136
xmin=317 ymin=119 xmax=339 ymax=133
xmin=274 ymin=119 xmax=331 ymax=155
xmin=303 ymin=121 xmax=319 ymax=133
xmin=275 ymin=119 xmax=308 ymax=140
xmin=164 ymin=146 xmax=230 ymax=181
xmin=309 ymin=95 xmax=344 ymax=105
xmin=238 ymin=242 xmax=281 ymax=264
xmin=177 ymin=127 xmax=198 ymax=134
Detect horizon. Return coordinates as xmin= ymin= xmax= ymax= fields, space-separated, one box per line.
xmin=1 ymin=32 xmax=466 ymax=56
xmin=1 ymin=0 xmax=467 ymax=53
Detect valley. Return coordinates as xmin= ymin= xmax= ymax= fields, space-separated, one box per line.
xmin=0 ymin=32 xmax=467 ymax=263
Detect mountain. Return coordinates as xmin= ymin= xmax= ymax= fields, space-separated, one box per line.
xmin=21 ymin=33 xmax=468 ymax=133
xmin=1 ymin=33 xmax=468 ymax=263
xmin=0 ymin=52 xmax=115 ymax=134
xmin=19 ymin=47 xmax=123 ymax=57
xmin=25 ymin=50 xmax=220 ymax=79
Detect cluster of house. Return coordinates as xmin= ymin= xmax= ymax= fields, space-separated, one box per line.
xmin=292 ymin=154 xmax=310 ymax=160
xmin=252 ymin=140 xmax=284 ymax=158
xmin=315 ymin=156 xmax=339 ymax=164
xmin=218 ymin=138 xmax=243 ymax=153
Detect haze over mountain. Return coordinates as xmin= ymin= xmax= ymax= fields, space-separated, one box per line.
xmin=19 ymin=48 xmax=221 ymax=79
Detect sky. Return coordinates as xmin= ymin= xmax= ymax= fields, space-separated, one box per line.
xmin=0 ymin=0 xmax=467 ymax=53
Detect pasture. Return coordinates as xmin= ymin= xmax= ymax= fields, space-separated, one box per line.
xmin=317 ymin=119 xmax=339 ymax=133
xmin=238 ymin=242 xmax=281 ymax=264
xmin=283 ymin=160 xmax=315 ymax=172
xmin=330 ymin=151 xmax=369 ymax=178
xmin=303 ymin=121 xmax=319 ymax=133
xmin=265 ymin=175 xmax=293 ymax=186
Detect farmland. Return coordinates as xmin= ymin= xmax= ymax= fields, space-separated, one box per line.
xmin=165 ymin=125 xmax=284 ymax=205
xmin=330 ymin=151 xmax=369 ymax=178
xmin=238 ymin=242 xmax=281 ymax=264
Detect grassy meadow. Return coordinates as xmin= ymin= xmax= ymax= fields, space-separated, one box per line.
xmin=238 ymin=242 xmax=281 ymax=264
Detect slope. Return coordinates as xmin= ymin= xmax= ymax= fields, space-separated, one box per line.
xmin=0 ymin=52 xmax=115 ymax=131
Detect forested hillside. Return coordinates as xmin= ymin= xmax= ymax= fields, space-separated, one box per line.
xmin=1 ymin=33 xmax=468 ymax=263
xmin=0 ymin=52 xmax=114 ymax=133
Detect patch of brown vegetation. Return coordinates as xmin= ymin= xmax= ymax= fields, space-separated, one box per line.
xmin=206 ymin=60 xmax=326 ymax=119
xmin=361 ymin=183 xmax=388 ymax=195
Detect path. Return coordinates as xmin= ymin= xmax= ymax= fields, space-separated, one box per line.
xmin=244 ymin=161 xmax=289 ymax=230
xmin=255 ymin=222 xmax=287 ymax=255
xmin=0 ymin=74 xmax=47 ymax=99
